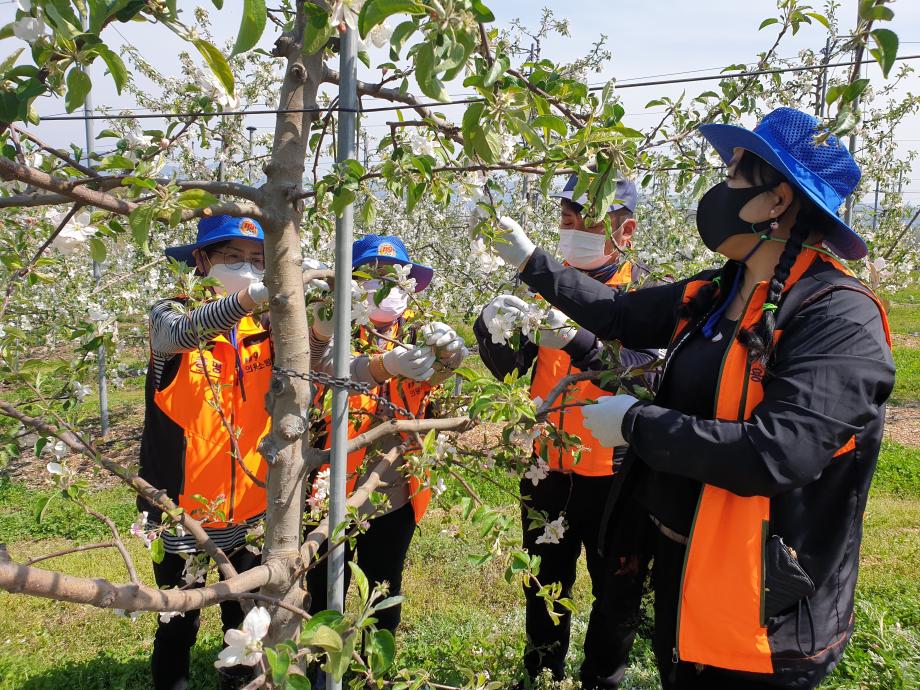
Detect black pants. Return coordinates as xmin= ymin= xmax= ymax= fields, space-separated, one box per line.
xmin=306 ymin=503 xmax=416 ymax=633
xmin=520 ymin=472 xmax=649 ymax=689
xmin=151 ymin=547 xmax=261 ymax=690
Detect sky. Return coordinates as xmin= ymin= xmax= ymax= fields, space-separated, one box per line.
xmin=2 ymin=0 xmax=919 ymax=197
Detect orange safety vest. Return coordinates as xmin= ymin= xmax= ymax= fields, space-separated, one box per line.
xmin=150 ymin=314 xmax=271 ymax=527
xmin=531 ymin=260 xmax=635 ymax=475
xmin=673 ymin=248 xmax=892 ymax=673
xmin=317 ymin=324 xmax=433 ymax=523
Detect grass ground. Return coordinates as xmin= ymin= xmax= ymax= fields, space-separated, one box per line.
xmin=0 ymin=298 xmax=917 ymax=689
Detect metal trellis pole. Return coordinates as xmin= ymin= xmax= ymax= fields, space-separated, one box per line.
xmin=82 ymin=10 xmax=109 ymax=436
xmin=327 ymin=22 xmax=358 ymax=690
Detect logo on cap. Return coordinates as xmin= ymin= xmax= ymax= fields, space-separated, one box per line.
xmin=240 ymin=220 xmax=259 ymax=237
xmin=378 ymin=242 xmax=397 ymax=257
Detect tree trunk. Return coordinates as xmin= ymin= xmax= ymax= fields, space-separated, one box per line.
xmin=257 ymin=5 xmax=325 ymax=644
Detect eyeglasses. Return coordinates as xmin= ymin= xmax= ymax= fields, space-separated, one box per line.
xmin=209 ymin=249 xmax=265 ymax=271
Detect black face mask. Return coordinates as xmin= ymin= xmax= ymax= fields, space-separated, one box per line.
xmin=695 ymin=181 xmax=775 ymax=252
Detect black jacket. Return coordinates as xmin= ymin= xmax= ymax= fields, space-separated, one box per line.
xmin=520 ymin=247 xmax=895 ymax=680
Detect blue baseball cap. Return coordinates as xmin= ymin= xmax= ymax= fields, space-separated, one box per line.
xmin=165 ymin=215 xmax=264 ymax=266
xmin=699 ymin=107 xmax=865 ymax=259
xmin=352 ymin=234 xmax=433 ymax=292
xmin=551 ymin=174 xmax=637 ymax=213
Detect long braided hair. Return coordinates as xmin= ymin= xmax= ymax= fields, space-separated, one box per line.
xmin=681 ymin=152 xmax=835 ymax=363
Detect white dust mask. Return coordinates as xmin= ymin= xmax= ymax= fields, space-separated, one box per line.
xmin=363 ymin=279 xmax=409 ymax=324
xmin=557 ymin=228 xmax=615 ymax=270
xmin=208 ymin=262 xmax=264 ymax=295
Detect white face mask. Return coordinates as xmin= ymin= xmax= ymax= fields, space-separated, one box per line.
xmin=363 ymin=279 xmax=409 ymax=324
xmin=557 ymin=228 xmax=615 ymax=270
xmin=208 ymin=262 xmax=264 ymax=295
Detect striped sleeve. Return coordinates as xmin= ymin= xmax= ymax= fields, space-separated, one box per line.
xmin=149 ymin=296 xmax=249 ymax=356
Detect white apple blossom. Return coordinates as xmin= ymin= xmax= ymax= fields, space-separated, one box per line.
xmin=88 ymin=305 xmax=110 ymax=322
xmin=350 ymin=280 xmax=372 ymax=326
xmin=71 ymin=381 xmax=92 ymax=401
xmin=409 ymin=132 xmax=436 ymax=158
xmin=535 ymin=515 xmax=567 ymax=545
xmin=13 ymin=16 xmax=46 ymax=44
xmin=214 ymin=606 xmax=271 ymax=668
xmin=17 ymin=1 xmax=32 ymax=12
xmin=367 ymin=20 xmax=393 ymax=49
xmin=51 ymin=225 xmax=93 ymax=255
xmin=431 ymin=477 xmax=448 ymax=497
xmin=130 ymin=512 xmax=156 ymax=548
xmin=485 ymin=309 xmax=517 ymax=345
xmin=330 ymin=0 xmax=365 ymax=32
xmin=124 ymin=129 xmax=154 ymax=149
xmin=510 ymin=423 xmax=544 ymax=447
xmin=46 ymin=461 xmax=64 ymax=476
xmin=469 ymin=237 xmax=506 ymax=274
xmin=51 ymin=440 xmax=68 ymax=460
xmin=520 ymin=303 xmax=548 ymax=338
xmin=182 ymin=553 xmax=210 ymax=585
xmin=193 ymin=67 xmax=239 ymax=110
xmin=391 ymin=263 xmax=417 ymax=293
xmin=159 ymin=611 xmax=185 ymax=623
xmin=523 ymin=458 xmax=549 ymax=486
xmin=112 ymin=608 xmax=142 ymax=621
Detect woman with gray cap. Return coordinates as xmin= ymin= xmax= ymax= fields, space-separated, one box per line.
xmin=489 ymin=108 xmax=894 ymax=688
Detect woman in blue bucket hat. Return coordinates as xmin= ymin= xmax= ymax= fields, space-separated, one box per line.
xmin=304 ymin=234 xmax=467 ymax=651
xmin=141 ymin=215 xmax=273 ymax=689
xmin=491 ymin=108 xmax=894 ymax=688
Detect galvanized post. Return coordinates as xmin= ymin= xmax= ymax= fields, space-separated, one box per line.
xmin=82 ymin=9 xmax=108 ymax=436
xmin=327 ymin=22 xmax=358 ymax=690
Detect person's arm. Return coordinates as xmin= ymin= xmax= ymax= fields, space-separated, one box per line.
xmin=519 ymin=248 xmax=690 ymax=349
xmin=149 ymin=295 xmax=251 ymax=355
xmin=473 ymin=311 xmax=539 ymax=380
xmin=309 ymin=330 xmax=380 ymax=385
xmin=622 ymin=290 xmax=895 ymax=497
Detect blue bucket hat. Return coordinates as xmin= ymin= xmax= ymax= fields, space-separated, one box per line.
xmin=352 ymin=234 xmax=433 ymax=292
xmin=699 ymin=107 xmax=865 ymax=259
xmin=165 ymin=215 xmax=264 ymax=266
xmin=551 ymin=173 xmax=637 ymax=213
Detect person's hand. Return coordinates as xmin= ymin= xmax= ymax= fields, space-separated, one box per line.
xmin=581 ymin=394 xmax=640 ymax=448
xmin=302 ymin=257 xmax=330 ymax=291
xmin=537 ymin=309 xmax=577 ymax=350
xmin=420 ymin=322 xmax=469 ymax=369
xmin=382 ymin=344 xmax=437 ymax=381
xmin=492 ymin=216 xmax=536 ymax=271
xmin=481 ymin=294 xmax=528 ymax=326
xmin=239 ymin=282 xmax=268 ymax=310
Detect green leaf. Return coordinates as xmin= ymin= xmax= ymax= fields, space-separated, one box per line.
xmin=358 ymin=0 xmax=424 ymax=39
xmin=150 ymin=537 xmax=166 ymax=564
xmin=193 ymin=39 xmax=234 ymax=99
xmin=0 ymin=48 xmax=24 ymax=75
xmin=470 ymin=0 xmax=495 ymax=22
xmin=367 ymin=629 xmax=396 ymax=676
xmin=825 ymin=84 xmax=845 ymax=105
xmin=211 ymin=0 xmax=224 ymax=8
xmin=308 ymin=625 xmax=343 ymax=652
xmin=805 ymin=12 xmax=831 ymax=30
xmin=265 ymin=646 xmax=291 ymax=683
xmin=843 ymin=78 xmax=870 ymax=103
xmin=869 ymin=28 xmax=899 ymax=78
xmin=231 ymin=0 xmax=266 ymax=56
xmin=483 ymin=54 xmax=510 ymax=88
xmin=861 ymin=4 xmax=895 ymax=21
xmin=177 ymin=188 xmax=220 ymax=209
xmin=283 ymin=676 xmax=311 ymax=690
xmin=758 ymin=17 xmax=779 ymax=30
xmin=389 ymin=20 xmax=416 ymax=60
xmin=302 ymin=3 xmax=333 ymax=56
xmin=128 ymin=205 xmax=154 ymax=251
xmin=95 ymin=46 xmax=128 ymax=95
xmin=64 ymin=68 xmax=92 ymax=114
xmin=33 ymin=494 xmax=52 ymax=524
xmin=531 ymin=113 xmax=567 ymax=138
xmin=301 ymin=609 xmax=343 ymax=639
xmin=348 ymin=561 xmax=370 ymax=607
xmin=98 ymin=154 xmax=137 ymax=171
xmin=89 ymin=237 xmax=107 ymax=262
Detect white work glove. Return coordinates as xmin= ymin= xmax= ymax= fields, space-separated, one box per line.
xmin=581 ymin=394 xmax=640 ymax=448
xmin=382 ymin=344 xmax=437 ymax=381
xmin=537 ymin=309 xmax=578 ymax=350
xmin=420 ymin=322 xmax=469 ymax=369
xmin=492 ymin=216 xmax=536 ymax=271
xmin=246 ymin=281 xmax=269 ymax=305
xmin=302 ymin=257 xmax=330 ymax=291
xmin=481 ymin=294 xmax=528 ymax=327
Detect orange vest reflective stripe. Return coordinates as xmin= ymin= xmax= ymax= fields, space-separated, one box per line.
xmin=152 ymin=314 xmax=271 ymax=526
xmin=530 ymin=261 xmax=634 ymax=475
xmin=319 ymin=325 xmax=433 ymax=522
xmin=675 ymin=249 xmax=892 ymax=672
